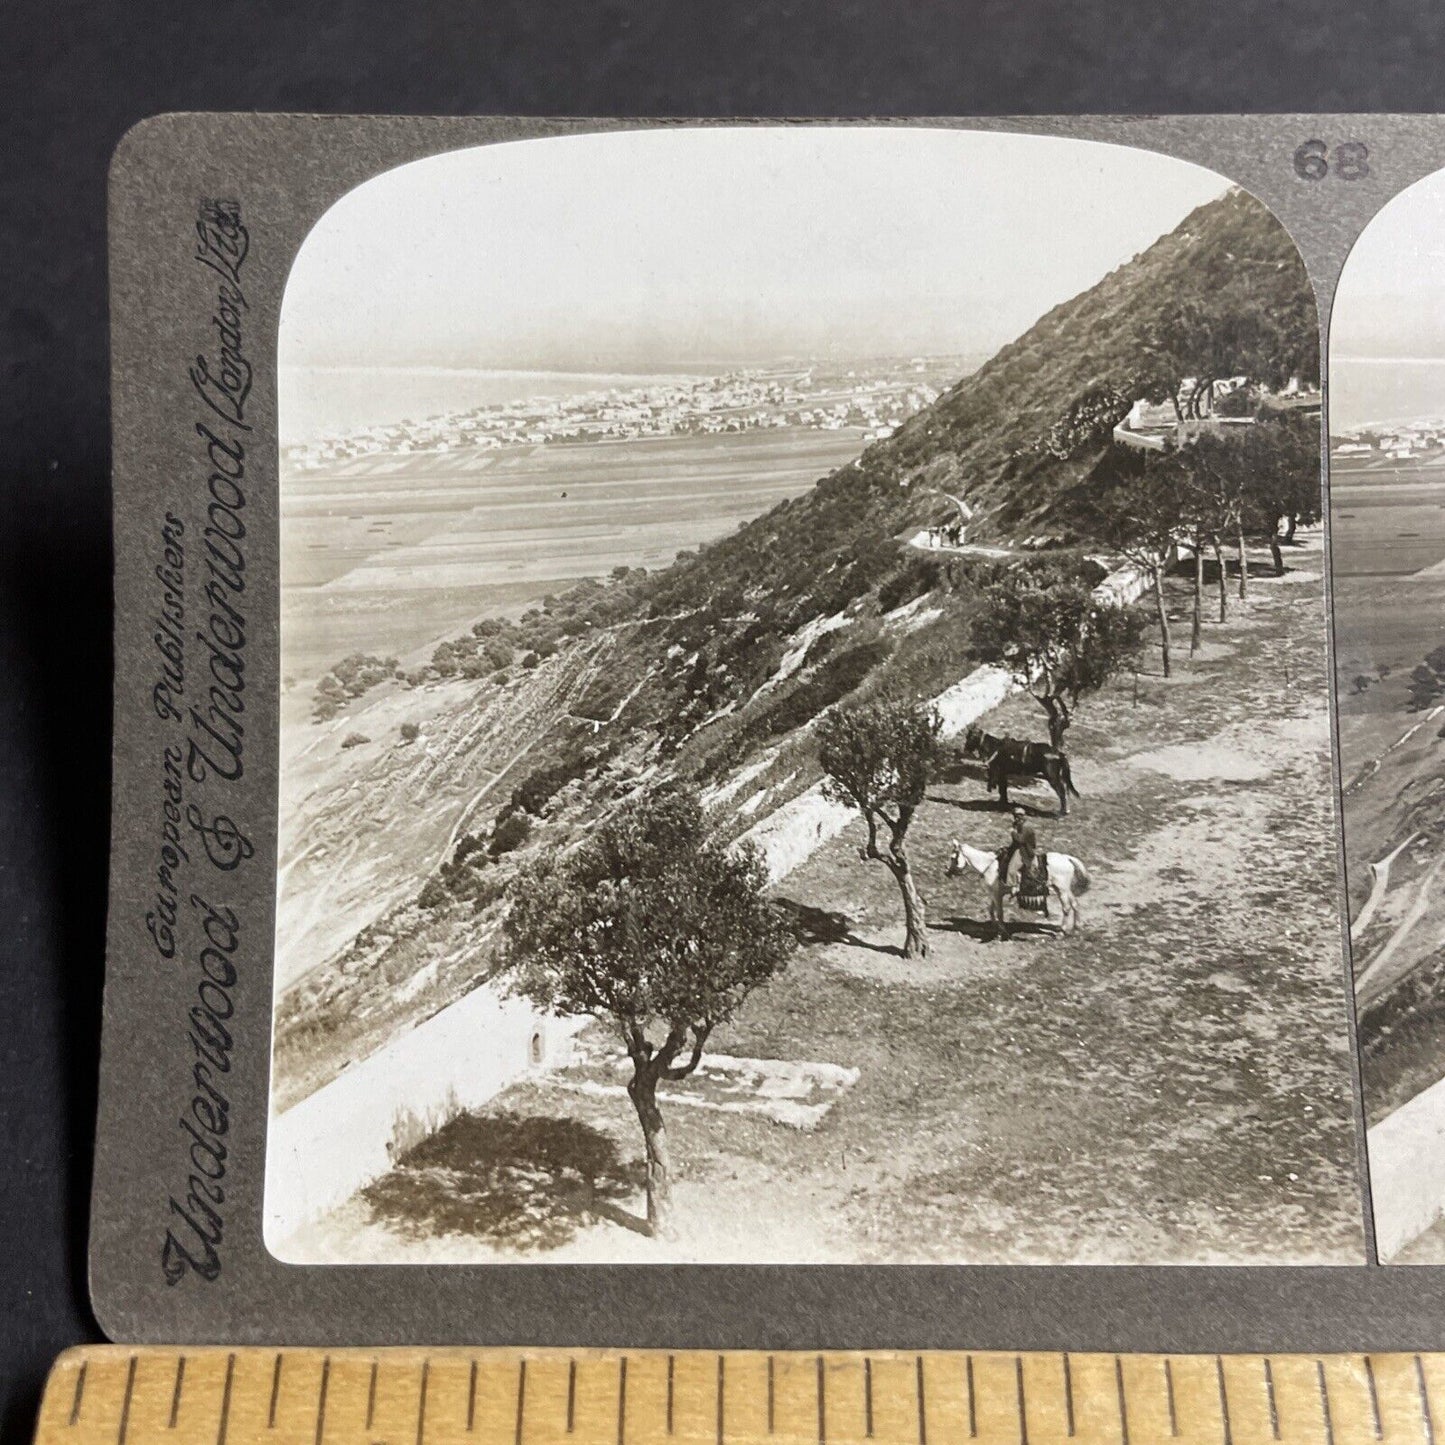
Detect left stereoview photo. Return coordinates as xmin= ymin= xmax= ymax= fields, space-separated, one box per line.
xmin=265 ymin=125 xmax=1359 ymax=1265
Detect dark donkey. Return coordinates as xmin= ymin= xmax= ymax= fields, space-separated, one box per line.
xmin=962 ymin=725 xmax=1080 ymax=816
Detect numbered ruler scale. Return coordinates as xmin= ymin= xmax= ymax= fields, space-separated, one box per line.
xmin=31 ymin=1350 xmax=1445 ymax=1445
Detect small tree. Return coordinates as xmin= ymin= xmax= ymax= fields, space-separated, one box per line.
xmin=1090 ymin=451 xmax=1188 ymax=677
xmin=1175 ymin=434 xmax=1243 ymax=627
xmin=973 ymin=560 xmax=1145 ymax=747
xmin=817 ymin=699 xmax=942 ymax=959
xmin=1239 ymin=412 xmax=1321 ymax=574
xmin=503 ymin=787 xmax=795 ymax=1238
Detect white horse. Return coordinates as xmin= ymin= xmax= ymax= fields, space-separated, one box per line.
xmin=945 ymin=838 xmax=1091 ymax=940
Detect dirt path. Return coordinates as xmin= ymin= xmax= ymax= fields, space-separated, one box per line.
xmin=1357 ymin=852 xmax=1445 ymax=1004
xmin=1352 ymin=834 xmax=1419 ymax=942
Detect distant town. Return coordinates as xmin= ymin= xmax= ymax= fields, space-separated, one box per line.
xmin=282 ymin=359 xmax=966 ymax=469
xmin=1334 ymin=419 xmax=1445 ymax=464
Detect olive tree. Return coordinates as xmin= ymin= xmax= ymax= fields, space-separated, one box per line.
xmin=817 ymin=698 xmax=942 ymax=959
xmin=503 ymin=787 xmax=795 ymax=1239
xmin=1090 ymin=452 xmax=1189 ymax=677
xmin=1239 ymin=412 xmax=1322 ymax=574
xmin=973 ymin=559 xmax=1145 ymax=747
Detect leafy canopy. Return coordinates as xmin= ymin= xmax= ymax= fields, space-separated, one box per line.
xmin=817 ymin=698 xmax=942 ymax=827
xmin=503 ymin=788 xmax=795 ymax=1065
xmin=973 ymin=559 xmax=1144 ymax=709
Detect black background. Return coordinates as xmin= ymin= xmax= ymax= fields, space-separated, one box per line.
xmin=5 ymin=1 xmax=1445 ymax=1439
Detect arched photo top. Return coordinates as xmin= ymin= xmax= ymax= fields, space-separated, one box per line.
xmin=1331 ymin=166 xmax=1445 ymax=435
xmin=278 ymin=126 xmax=1318 ymax=447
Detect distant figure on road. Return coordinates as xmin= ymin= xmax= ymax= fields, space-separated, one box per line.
xmin=999 ymin=807 xmax=1048 ymax=913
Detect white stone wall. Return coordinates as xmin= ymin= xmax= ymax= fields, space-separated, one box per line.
xmin=265 ymin=982 xmax=587 ymax=1251
xmin=1369 ymin=1075 xmax=1445 ymax=1261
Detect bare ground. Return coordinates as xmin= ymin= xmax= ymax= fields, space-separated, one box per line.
xmin=291 ymin=540 xmax=1365 ymax=1265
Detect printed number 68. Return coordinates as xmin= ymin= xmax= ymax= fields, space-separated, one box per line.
xmin=1294 ymin=139 xmax=1370 ymax=181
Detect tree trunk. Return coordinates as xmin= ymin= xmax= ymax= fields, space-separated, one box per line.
xmin=1212 ymin=539 xmax=1227 ymax=622
xmin=1191 ymin=541 xmax=1203 ymax=653
xmin=1269 ymin=531 xmax=1284 ymax=576
xmin=1042 ymin=694 xmax=1070 ymax=751
xmin=887 ymin=855 xmax=929 ymax=959
xmin=1152 ymin=569 xmax=1172 ymax=678
xmin=1236 ymin=524 xmax=1248 ymax=599
xmin=1283 ymin=512 xmax=1297 ymax=543
xmin=627 ymin=1067 xmax=674 ymax=1239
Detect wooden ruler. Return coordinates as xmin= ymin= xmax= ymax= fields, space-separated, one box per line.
xmin=30 ymin=1348 xmax=1445 ymax=1445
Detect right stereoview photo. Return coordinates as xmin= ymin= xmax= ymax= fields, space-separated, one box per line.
xmin=1332 ymin=166 xmax=1445 ymax=1262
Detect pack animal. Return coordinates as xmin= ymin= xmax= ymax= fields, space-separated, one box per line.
xmin=962 ymin=725 xmax=1079 ymax=816
xmin=946 ymin=838 xmax=1091 ymax=940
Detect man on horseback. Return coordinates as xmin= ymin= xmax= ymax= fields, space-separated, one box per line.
xmin=999 ymin=806 xmax=1049 ymax=914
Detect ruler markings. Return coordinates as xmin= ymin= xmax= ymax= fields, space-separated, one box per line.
xmin=1113 ymin=1356 xmax=1129 ymax=1445
xmin=1365 ymin=1356 xmax=1383 ymax=1441
xmin=617 ymin=1356 xmax=628 ymax=1445
xmin=1262 ymin=1357 xmax=1279 ymax=1441
xmin=1421 ymin=1356 xmax=1438 ymax=1445
xmin=68 ymin=1362 xmax=87 ymax=1428
xmin=817 ymin=1355 xmax=826 ymax=1445
xmin=266 ymin=1355 xmax=282 ymax=1430
xmin=167 ymin=1358 xmax=185 ymax=1431
xmin=916 ymin=1356 xmax=927 ymax=1445
xmin=1318 ymin=1359 xmax=1336 ymax=1445
xmin=216 ymin=1355 xmax=235 ymax=1445
xmin=1013 ymin=1357 xmax=1028 ymax=1445
xmin=1216 ymin=1355 xmax=1233 ymax=1445
xmin=116 ymin=1356 xmax=137 ymax=1445
xmin=47 ymin=1349 xmax=1445 ymax=1444
xmin=310 ymin=1358 xmax=327 ymax=1445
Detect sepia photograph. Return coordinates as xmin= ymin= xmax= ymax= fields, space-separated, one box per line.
xmin=263 ymin=125 xmax=1360 ymax=1266
xmin=1331 ymin=164 xmax=1445 ymax=1263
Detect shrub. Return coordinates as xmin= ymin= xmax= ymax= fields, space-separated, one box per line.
xmin=341 ymin=732 xmax=370 ymax=749
xmin=489 ymin=811 xmax=533 ymax=857
xmin=399 ymin=721 xmax=421 ymax=744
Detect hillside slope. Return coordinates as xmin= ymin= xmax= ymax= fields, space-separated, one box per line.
xmin=274 ymin=186 xmax=1321 ymax=1108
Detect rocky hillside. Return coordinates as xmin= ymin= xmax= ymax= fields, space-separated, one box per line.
xmin=273 ymin=186 xmax=1321 ymax=1109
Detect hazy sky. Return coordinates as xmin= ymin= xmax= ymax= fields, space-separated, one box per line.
xmin=1332 ymin=166 xmax=1445 ymax=360
xmin=281 ymin=126 xmax=1234 ymax=373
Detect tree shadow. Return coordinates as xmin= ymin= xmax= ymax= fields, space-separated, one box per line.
xmin=361 ymin=1110 xmax=645 ymax=1251
xmin=935 ymin=754 xmax=988 ymax=785
xmin=933 ymin=913 xmax=1060 ymax=941
xmin=929 ymin=793 xmax=1055 ymax=818
xmin=773 ymin=897 xmax=903 ymax=956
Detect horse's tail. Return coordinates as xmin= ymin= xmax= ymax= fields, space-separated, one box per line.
xmin=1062 ymin=755 xmax=1080 ymax=798
xmin=1068 ymin=857 xmax=1092 ymax=895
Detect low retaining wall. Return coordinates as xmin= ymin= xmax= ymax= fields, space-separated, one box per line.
xmin=1369 ymin=1075 xmax=1445 ymax=1261
xmin=265 ymin=981 xmax=587 ymax=1250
